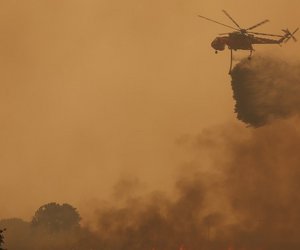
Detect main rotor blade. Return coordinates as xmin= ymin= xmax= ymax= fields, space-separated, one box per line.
xmin=197 ymin=15 xmax=239 ymax=31
xmin=222 ymin=10 xmax=242 ymax=29
xmin=247 ymin=19 xmax=269 ymax=30
xmin=248 ymin=31 xmax=283 ymax=37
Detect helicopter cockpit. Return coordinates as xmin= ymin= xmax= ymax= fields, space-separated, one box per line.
xmin=211 ymin=37 xmax=226 ymax=51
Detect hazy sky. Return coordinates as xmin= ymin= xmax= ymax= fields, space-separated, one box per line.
xmin=0 ymin=0 xmax=299 ymax=220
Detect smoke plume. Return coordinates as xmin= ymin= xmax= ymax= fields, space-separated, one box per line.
xmin=3 ymin=56 xmax=300 ymax=250
xmin=83 ymin=55 xmax=300 ymax=249
xmin=231 ymin=55 xmax=300 ymax=126
xmin=89 ymin=117 xmax=300 ymax=250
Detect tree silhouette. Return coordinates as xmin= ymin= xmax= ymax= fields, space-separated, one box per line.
xmin=0 ymin=228 xmax=6 ymax=250
xmin=31 ymin=202 xmax=80 ymax=232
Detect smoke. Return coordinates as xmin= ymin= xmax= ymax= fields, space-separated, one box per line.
xmin=0 ymin=215 xmax=100 ymax=250
xmin=94 ymin=176 xmax=214 ymax=250
xmin=3 ymin=55 xmax=300 ymax=249
xmin=82 ymin=55 xmax=300 ymax=249
xmin=4 ymin=117 xmax=300 ymax=250
xmin=217 ymin=118 xmax=300 ymax=250
xmin=231 ymin=55 xmax=300 ymax=126
xmin=225 ymin=55 xmax=300 ymax=249
xmin=87 ymin=117 xmax=300 ymax=250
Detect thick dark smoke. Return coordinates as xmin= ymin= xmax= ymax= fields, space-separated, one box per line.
xmin=223 ymin=119 xmax=300 ymax=250
xmin=85 ymin=55 xmax=300 ymax=250
xmin=90 ymin=117 xmax=300 ymax=250
xmin=231 ymin=55 xmax=300 ymax=126
xmin=0 ymin=179 xmax=225 ymax=250
xmin=3 ymin=56 xmax=300 ymax=249
xmin=94 ymin=177 xmax=218 ymax=250
xmin=3 ymin=120 xmax=300 ymax=250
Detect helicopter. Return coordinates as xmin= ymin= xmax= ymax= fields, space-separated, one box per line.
xmin=198 ymin=10 xmax=298 ymax=73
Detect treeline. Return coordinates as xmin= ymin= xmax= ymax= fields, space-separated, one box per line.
xmin=0 ymin=202 xmax=99 ymax=250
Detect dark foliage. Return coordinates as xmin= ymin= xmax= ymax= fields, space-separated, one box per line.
xmin=31 ymin=202 xmax=80 ymax=232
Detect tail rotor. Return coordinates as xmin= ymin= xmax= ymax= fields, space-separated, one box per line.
xmin=282 ymin=28 xmax=299 ymax=43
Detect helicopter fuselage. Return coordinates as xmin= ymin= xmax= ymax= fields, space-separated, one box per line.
xmin=211 ymin=32 xmax=280 ymax=52
xmin=211 ymin=33 xmax=254 ymax=51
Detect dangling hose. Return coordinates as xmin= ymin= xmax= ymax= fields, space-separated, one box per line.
xmin=229 ymin=49 xmax=233 ymax=74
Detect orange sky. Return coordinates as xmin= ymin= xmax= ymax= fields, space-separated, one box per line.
xmin=0 ymin=0 xmax=299 ymax=220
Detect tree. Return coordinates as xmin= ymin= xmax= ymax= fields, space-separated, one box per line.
xmin=0 ymin=218 xmax=31 ymax=249
xmin=0 ymin=228 xmax=6 ymax=250
xmin=31 ymin=202 xmax=81 ymax=232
